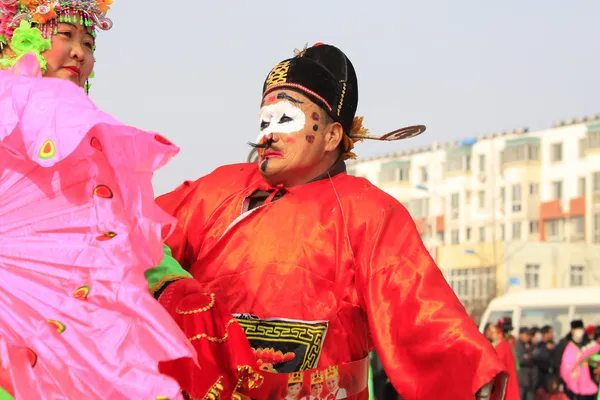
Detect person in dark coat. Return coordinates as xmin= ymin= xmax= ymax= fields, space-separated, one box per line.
xmin=518 ymin=327 xmax=537 ymax=400
xmin=533 ymin=325 xmax=556 ymax=389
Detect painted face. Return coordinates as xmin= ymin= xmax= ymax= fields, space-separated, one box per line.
xmin=287 ymin=383 xmax=302 ymax=398
xmin=43 ymin=22 xmax=95 ymax=87
xmin=255 ymin=90 xmax=343 ymax=187
xmin=326 ymin=377 xmax=339 ymax=393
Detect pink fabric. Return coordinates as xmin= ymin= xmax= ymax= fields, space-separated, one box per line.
xmin=0 ymin=54 xmax=195 ymax=399
xmin=560 ymin=341 xmax=599 ymax=396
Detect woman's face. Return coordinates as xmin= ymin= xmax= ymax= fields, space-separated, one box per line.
xmin=43 ymin=22 xmax=95 ymax=86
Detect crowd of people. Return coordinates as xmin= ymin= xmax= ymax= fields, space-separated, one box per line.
xmin=484 ymin=319 xmax=600 ymax=400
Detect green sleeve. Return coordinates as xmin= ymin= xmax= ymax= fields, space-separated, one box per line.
xmin=0 ymin=387 xmax=14 ymax=400
xmin=145 ymin=244 xmax=192 ymax=296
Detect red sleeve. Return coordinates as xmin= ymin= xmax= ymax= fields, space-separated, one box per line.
xmin=155 ymin=179 xmax=205 ymax=268
xmin=355 ymin=200 xmax=506 ymax=400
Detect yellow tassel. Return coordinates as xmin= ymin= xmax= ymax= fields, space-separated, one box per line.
xmin=342 ymin=116 xmax=368 ymax=160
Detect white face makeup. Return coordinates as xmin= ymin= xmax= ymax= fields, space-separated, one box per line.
xmin=256 ymin=101 xmax=306 ymax=142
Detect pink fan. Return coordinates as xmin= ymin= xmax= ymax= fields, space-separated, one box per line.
xmin=0 ymin=54 xmax=195 ymax=399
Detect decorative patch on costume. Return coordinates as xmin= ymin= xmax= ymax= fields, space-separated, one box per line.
xmin=265 ymin=60 xmax=290 ymax=88
xmin=154 ymin=134 xmax=173 ymax=146
xmin=47 ymin=319 xmax=66 ymax=333
xmin=74 ymin=286 xmax=90 ymax=300
xmin=90 ymin=137 xmax=103 ymax=151
xmin=27 ymin=348 xmax=37 ymax=367
xmin=93 ymin=184 xmax=113 ymax=199
xmin=306 ymin=135 xmax=315 ymax=143
xmin=96 ymin=231 xmax=117 ymax=241
xmin=38 ymin=139 xmax=56 ymax=159
xmin=234 ymin=314 xmax=328 ymax=373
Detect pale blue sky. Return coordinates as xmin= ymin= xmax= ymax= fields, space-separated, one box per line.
xmin=90 ymin=1 xmax=600 ymax=195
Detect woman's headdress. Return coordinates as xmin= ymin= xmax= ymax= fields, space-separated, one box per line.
xmin=1 ymin=0 xmax=113 ymax=45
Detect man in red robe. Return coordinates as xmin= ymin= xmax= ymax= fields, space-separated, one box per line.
xmin=151 ymin=43 xmax=507 ymax=399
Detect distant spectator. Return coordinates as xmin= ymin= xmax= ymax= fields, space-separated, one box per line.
xmin=559 ymin=320 xmax=597 ymax=399
xmin=533 ymin=325 xmax=556 ymax=390
xmin=535 ymin=375 xmax=569 ymax=400
xmin=518 ymin=327 xmax=537 ymax=400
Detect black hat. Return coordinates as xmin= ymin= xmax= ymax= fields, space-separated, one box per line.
xmin=262 ymin=43 xmax=358 ymax=134
xmin=571 ymin=320 xmax=584 ymax=329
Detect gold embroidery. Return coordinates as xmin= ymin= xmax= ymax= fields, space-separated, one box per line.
xmin=337 ymin=82 xmax=347 ymax=116
xmin=265 ymin=61 xmax=290 ymax=88
xmin=188 ymin=319 xmax=236 ymax=343
xmin=176 ymin=293 xmax=215 ymax=315
xmin=236 ymin=318 xmax=327 ymax=371
xmin=234 ymin=365 xmax=264 ymax=393
xmin=203 ymin=376 xmax=224 ymax=400
xmin=149 ymin=274 xmax=188 ymax=296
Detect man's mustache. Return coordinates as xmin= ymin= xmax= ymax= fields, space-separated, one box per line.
xmin=248 ymin=137 xmax=274 ymax=149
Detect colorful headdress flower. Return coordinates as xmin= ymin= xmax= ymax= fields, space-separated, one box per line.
xmin=0 ymin=0 xmax=114 ymax=45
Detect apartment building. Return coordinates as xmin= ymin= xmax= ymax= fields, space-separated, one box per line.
xmin=347 ymin=114 xmax=600 ymax=311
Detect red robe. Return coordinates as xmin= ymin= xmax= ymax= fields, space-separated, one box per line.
xmin=493 ymin=339 xmax=519 ymax=400
xmin=157 ymin=162 xmax=506 ymax=400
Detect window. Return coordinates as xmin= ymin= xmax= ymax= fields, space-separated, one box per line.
xmin=466 ymin=191 xmax=471 ymax=205
xmin=570 ymin=265 xmax=585 ymax=287
xmin=511 ymin=184 xmax=521 ymax=212
xmin=449 ymin=267 xmax=496 ymax=303
xmin=465 ymin=155 xmax=471 ymax=171
xmin=512 ymin=222 xmax=521 ymax=240
xmin=479 ymin=226 xmax=486 ymax=242
xmin=552 ymin=181 xmax=563 ymax=200
xmin=551 ymin=143 xmax=563 ymax=162
xmin=524 ymin=264 xmax=540 ymax=289
xmin=451 ymin=193 xmax=460 ymax=219
xmin=409 ymin=198 xmax=430 ymax=218
xmin=546 ymin=220 xmax=562 ymax=241
xmin=499 ymin=187 xmax=505 ymax=211
xmin=529 ymin=183 xmax=539 ymax=196
xmin=529 ymin=220 xmax=539 ymax=234
xmin=466 ymin=228 xmax=472 ymax=241
xmin=572 ymin=216 xmax=584 ymax=241
xmin=578 ymin=177 xmax=586 ymax=197
xmin=379 ymin=164 xmax=410 ymax=184
xmin=580 ymin=131 xmax=600 ymax=155
xmin=501 ymin=144 xmax=540 ymax=164
xmin=451 ymin=230 xmax=459 ymax=245
xmin=520 ymin=307 xmax=570 ymax=339
xmin=478 ymin=191 xmax=485 ymax=208
xmin=479 ymin=154 xmax=486 ymax=173
xmin=594 ymin=172 xmax=600 ymax=193
xmin=500 ymin=224 xmax=505 ymax=240
xmin=420 ymin=166 xmax=428 ymax=183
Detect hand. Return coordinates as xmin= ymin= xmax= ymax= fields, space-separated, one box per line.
xmin=547 ymin=343 xmax=555 ymax=349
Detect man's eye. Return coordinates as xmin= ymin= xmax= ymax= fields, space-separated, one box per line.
xmin=279 ymin=114 xmax=293 ymax=123
xmin=260 ymin=120 xmax=270 ymax=130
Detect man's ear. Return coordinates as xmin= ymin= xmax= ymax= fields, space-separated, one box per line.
xmin=323 ymin=122 xmax=344 ymax=153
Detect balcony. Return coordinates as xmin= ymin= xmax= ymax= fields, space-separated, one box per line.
xmin=501 ymin=137 xmax=541 ymax=170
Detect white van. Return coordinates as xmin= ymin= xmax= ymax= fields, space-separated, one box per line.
xmin=478 ymin=287 xmax=600 ymax=338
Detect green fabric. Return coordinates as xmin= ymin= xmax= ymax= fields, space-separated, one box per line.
xmin=144 ymin=244 xmax=192 ymax=293
xmin=368 ymin=352 xmax=374 ymax=400
xmin=0 ymin=21 xmax=51 ymax=72
xmin=0 ymin=387 xmax=14 ymax=400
